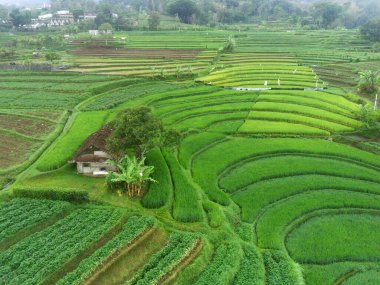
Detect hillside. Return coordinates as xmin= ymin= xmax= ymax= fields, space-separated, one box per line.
xmin=0 ymin=24 xmax=379 ymax=285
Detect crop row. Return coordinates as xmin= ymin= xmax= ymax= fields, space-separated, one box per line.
xmin=255 ymin=190 xmax=380 ymax=250
xmin=127 ymin=232 xmax=200 ymax=285
xmin=251 ymin=102 xmax=360 ymax=128
xmin=58 ymin=216 xmax=155 ymax=285
xmin=219 ymin=154 xmax=380 ymax=192
xmin=164 ymin=151 xmax=204 ymax=222
xmin=233 ymin=245 xmax=265 ymax=285
xmin=142 ymin=149 xmax=171 ymax=209
xmin=0 ymin=208 xmax=122 ymax=285
xmin=194 ymin=242 xmax=242 ymax=284
xmin=263 ymin=250 xmax=304 ymax=285
xmin=190 ymin=136 xmax=380 ymax=206
xmin=0 ymin=198 xmax=71 ymax=242
xmin=82 ymin=81 xmax=181 ymax=111
xmin=247 ymin=112 xmax=353 ymax=133
xmin=238 ymin=120 xmax=330 ymax=136
xmin=234 ymin=175 xmax=380 ymax=222
xmin=286 ymin=211 xmax=380 ymax=263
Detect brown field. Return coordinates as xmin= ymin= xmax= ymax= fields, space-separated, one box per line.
xmin=0 ymin=114 xmax=56 ymax=138
xmin=0 ymin=131 xmax=38 ymax=169
xmin=72 ymin=47 xmax=204 ymax=59
xmin=23 ymin=111 xmax=63 ymax=121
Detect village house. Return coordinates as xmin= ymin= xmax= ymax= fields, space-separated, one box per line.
xmin=71 ymin=124 xmax=116 ymax=176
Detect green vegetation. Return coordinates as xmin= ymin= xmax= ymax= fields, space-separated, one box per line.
xmin=142 ymin=149 xmax=171 ymax=208
xmin=0 ymin=198 xmax=71 ymax=242
xmin=286 ymin=213 xmax=380 ymax=263
xmin=36 ymin=111 xmax=108 ymax=171
xmin=106 ymin=154 xmax=156 ymax=198
xmin=164 ymin=151 xmax=203 ymax=222
xmin=194 ymin=242 xmax=242 ymax=285
xmin=128 ymin=232 xmax=200 ymax=284
xmin=2 ymin=19 xmax=380 ymax=285
xmin=57 ymin=216 xmax=155 ymax=285
xmin=0 ymin=207 xmax=122 ymax=285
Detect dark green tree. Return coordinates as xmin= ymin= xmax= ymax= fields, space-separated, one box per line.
xmin=45 ymin=52 xmax=61 ymax=63
xmin=72 ymin=9 xmax=84 ymax=22
xmin=360 ymin=20 xmax=380 ymax=42
xmin=312 ymin=2 xmax=341 ymax=28
xmin=95 ymin=4 xmax=113 ymax=27
xmin=107 ymin=106 xmax=181 ymax=158
xmin=9 ymin=8 xmax=31 ymax=27
xmin=148 ymin=12 xmax=160 ymax=30
xmin=167 ymin=0 xmax=198 ymax=24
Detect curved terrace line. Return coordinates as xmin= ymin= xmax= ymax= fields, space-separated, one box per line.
xmin=229 ymin=173 xmax=380 ymax=195
xmin=252 ymin=189 xmax=380 ymax=245
xmin=216 ymin=152 xmax=380 ymax=183
xmin=283 ymin=208 xmax=380 ymax=264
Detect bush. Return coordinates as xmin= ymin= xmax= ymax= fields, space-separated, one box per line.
xmin=13 ymin=187 xmax=89 ymax=203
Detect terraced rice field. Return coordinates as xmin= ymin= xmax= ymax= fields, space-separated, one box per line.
xmin=3 ymin=28 xmax=380 ymax=284
xmin=68 ymin=50 xmax=216 ymax=76
xmin=0 ymin=198 xmax=199 ymax=285
xmin=198 ymin=53 xmax=323 ymax=89
xmin=0 ymin=72 xmax=134 ymax=179
xmin=0 ymin=109 xmax=67 ymax=175
xmin=67 ymin=31 xmax=226 ymax=76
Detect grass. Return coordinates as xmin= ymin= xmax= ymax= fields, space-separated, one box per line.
xmin=164 ymin=151 xmax=204 ymax=223
xmin=194 ymin=242 xmax=243 ymax=285
xmin=255 ymin=190 xmax=380 ymax=250
xmin=142 ymin=149 xmax=171 ymax=209
xmin=262 ymin=250 xmax=304 ymax=285
xmin=36 ymin=111 xmax=108 ymax=171
xmin=233 ymin=245 xmax=265 ymax=285
xmin=89 ymin=227 xmax=168 ymax=285
xmin=286 ymin=213 xmax=380 ymax=263
xmin=191 ymin=136 xmax=380 ymax=216
xmin=238 ymin=120 xmax=330 ymax=136
xmin=343 ymin=269 xmax=380 ymax=285
xmin=247 ymin=111 xmax=354 ymax=132
xmin=219 ymin=155 xmax=380 ymax=192
xmin=233 ymin=176 xmax=380 ymax=222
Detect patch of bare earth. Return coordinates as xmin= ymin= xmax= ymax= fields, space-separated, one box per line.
xmin=0 ymin=131 xmax=38 ymax=169
xmin=0 ymin=114 xmax=56 ymax=138
xmin=72 ymin=47 xmax=203 ymax=59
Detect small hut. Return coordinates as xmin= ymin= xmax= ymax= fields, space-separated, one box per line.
xmin=71 ymin=124 xmax=116 ymax=176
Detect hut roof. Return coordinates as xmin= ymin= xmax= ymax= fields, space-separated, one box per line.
xmin=72 ymin=124 xmax=113 ymax=161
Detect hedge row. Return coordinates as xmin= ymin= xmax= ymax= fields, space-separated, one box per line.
xmin=13 ymin=187 xmax=89 ymax=203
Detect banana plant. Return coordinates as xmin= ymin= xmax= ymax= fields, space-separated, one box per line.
xmin=106 ymin=154 xmax=156 ymax=198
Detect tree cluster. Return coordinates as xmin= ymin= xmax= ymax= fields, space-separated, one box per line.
xmin=106 ymin=106 xmax=181 ymax=159
xmin=1 ymin=0 xmax=380 ymax=31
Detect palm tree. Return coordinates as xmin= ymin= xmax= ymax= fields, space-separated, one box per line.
xmin=106 ymin=154 xmax=156 ymax=198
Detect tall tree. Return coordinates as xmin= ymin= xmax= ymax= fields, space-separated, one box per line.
xmin=9 ymin=8 xmax=31 ymax=27
xmin=95 ymin=3 xmax=113 ymax=27
xmin=167 ymin=0 xmax=198 ymax=24
xmin=360 ymin=20 xmax=380 ymax=42
xmin=148 ymin=11 xmax=160 ymax=30
xmin=107 ymin=106 xmax=180 ymax=158
xmin=312 ymin=2 xmax=341 ymax=28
